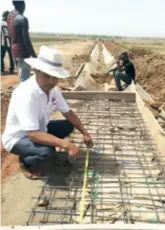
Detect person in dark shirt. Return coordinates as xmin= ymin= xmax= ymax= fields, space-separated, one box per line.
xmin=108 ymin=52 xmax=136 ymax=91
xmin=1 ymin=11 xmax=14 ymax=75
xmin=7 ymin=0 xmax=36 ymax=82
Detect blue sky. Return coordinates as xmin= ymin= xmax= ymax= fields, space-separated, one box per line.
xmin=1 ymin=0 xmax=165 ymax=37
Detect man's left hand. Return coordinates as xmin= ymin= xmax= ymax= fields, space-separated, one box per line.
xmin=83 ymin=133 xmax=93 ymax=148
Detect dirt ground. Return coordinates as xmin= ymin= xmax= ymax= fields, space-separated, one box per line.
xmin=1 ymin=40 xmax=93 ymax=89
xmin=129 ymin=49 xmax=165 ymax=107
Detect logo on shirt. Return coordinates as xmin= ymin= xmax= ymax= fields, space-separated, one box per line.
xmin=52 ymin=97 xmax=56 ymax=105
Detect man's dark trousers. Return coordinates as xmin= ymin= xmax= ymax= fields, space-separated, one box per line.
xmin=11 ymin=120 xmax=74 ymax=169
xmin=114 ymin=71 xmax=132 ymax=91
xmin=1 ymin=45 xmax=14 ymax=73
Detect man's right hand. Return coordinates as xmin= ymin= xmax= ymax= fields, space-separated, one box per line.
xmin=67 ymin=142 xmax=80 ymax=159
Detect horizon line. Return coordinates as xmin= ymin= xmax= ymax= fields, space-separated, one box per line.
xmin=30 ymin=32 xmax=165 ymax=39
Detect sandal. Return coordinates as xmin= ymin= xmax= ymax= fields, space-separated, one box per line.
xmin=18 ymin=162 xmax=42 ymax=180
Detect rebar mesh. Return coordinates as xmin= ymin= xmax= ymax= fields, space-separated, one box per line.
xmin=27 ymin=99 xmax=165 ymax=225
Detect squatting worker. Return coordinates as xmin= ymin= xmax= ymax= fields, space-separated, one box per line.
xmin=7 ymin=0 xmax=36 ymax=82
xmin=2 ymin=46 xmax=93 ymax=179
xmin=107 ymin=52 xmax=136 ymax=91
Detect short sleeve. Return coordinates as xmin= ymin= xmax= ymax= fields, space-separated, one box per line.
xmin=55 ymin=87 xmax=70 ymax=113
xmin=14 ymin=92 xmax=40 ymax=131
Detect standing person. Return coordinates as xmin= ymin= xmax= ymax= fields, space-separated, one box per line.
xmin=107 ymin=52 xmax=136 ymax=91
xmin=7 ymin=0 xmax=36 ymax=82
xmin=2 ymin=46 xmax=93 ymax=179
xmin=1 ymin=11 xmax=14 ymax=75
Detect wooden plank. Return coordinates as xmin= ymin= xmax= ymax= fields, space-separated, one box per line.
xmin=136 ymin=83 xmax=155 ymax=103
xmin=2 ymin=224 xmax=165 ymax=230
xmin=75 ymin=63 xmax=85 ymax=79
xmin=62 ymin=91 xmax=136 ymax=102
xmin=130 ymin=84 xmax=165 ymax=156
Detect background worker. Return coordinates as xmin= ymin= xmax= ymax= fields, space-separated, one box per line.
xmin=107 ymin=52 xmax=136 ymax=91
xmin=1 ymin=11 xmax=14 ymax=75
xmin=7 ymin=0 xmax=36 ymax=82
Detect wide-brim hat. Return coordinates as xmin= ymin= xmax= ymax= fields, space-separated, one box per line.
xmin=24 ymin=46 xmax=69 ymax=79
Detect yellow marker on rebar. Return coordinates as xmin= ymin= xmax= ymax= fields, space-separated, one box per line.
xmin=79 ymin=149 xmax=89 ymax=223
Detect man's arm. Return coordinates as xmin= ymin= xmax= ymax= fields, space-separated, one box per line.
xmin=27 ymin=130 xmax=69 ymax=149
xmin=21 ymin=17 xmax=36 ymax=57
xmin=125 ymin=61 xmax=136 ymax=83
xmin=15 ymin=94 xmax=69 ymax=149
xmin=55 ymin=87 xmax=93 ymax=148
xmin=63 ymin=110 xmax=87 ymax=135
xmin=63 ymin=110 xmax=93 ymax=148
xmin=106 ymin=63 xmax=118 ymax=75
xmin=27 ymin=130 xmax=79 ymax=158
xmin=132 ymin=63 xmax=136 ymax=82
xmin=15 ymin=92 xmax=79 ymax=157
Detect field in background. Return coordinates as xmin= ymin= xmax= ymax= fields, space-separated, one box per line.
xmin=117 ymin=39 xmax=165 ymax=54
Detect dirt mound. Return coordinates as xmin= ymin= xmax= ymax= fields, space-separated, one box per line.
xmin=1 ymin=91 xmax=12 ymax=160
xmin=90 ymin=73 xmax=113 ymax=84
xmin=1 ymin=148 xmax=18 ymax=181
xmin=134 ymin=54 xmax=165 ymax=106
xmin=103 ymin=40 xmax=123 ymax=57
xmin=128 ymin=47 xmax=152 ymax=58
xmin=1 ymin=91 xmax=12 ymax=133
xmin=1 ymin=90 xmax=19 ymax=181
xmin=72 ymin=53 xmax=90 ymax=63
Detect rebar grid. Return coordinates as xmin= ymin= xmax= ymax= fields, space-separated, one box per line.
xmin=27 ymin=99 xmax=165 ymax=225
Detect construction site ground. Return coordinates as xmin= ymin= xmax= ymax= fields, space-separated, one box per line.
xmin=1 ymin=38 xmax=165 ymax=227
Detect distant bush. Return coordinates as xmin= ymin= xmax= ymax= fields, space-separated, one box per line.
xmin=128 ymin=46 xmax=153 ymax=58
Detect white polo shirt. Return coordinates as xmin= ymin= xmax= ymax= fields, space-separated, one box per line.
xmin=2 ymin=75 xmax=70 ymax=152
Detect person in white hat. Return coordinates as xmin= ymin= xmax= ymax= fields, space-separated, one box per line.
xmin=2 ymin=46 xmax=93 ymax=179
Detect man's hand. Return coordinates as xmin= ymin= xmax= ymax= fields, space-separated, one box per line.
xmin=63 ymin=110 xmax=93 ymax=148
xmin=83 ymin=133 xmax=93 ymax=148
xmin=67 ymin=142 xmax=80 ymax=159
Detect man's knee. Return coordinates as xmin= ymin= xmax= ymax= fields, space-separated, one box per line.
xmin=39 ymin=146 xmax=55 ymax=160
xmin=66 ymin=121 xmax=74 ymax=134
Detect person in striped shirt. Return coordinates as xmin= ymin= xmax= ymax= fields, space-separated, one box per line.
xmin=1 ymin=11 xmax=14 ymax=75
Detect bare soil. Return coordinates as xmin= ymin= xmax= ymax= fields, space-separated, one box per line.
xmin=132 ymin=53 xmax=165 ymax=107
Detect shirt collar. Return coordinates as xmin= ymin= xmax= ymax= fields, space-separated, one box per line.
xmin=31 ymin=75 xmax=45 ymax=95
xmin=31 ymin=74 xmax=55 ymax=96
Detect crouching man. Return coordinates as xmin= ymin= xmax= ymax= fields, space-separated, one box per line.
xmin=107 ymin=52 xmax=136 ymax=91
xmin=2 ymin=46 xmax=93 ymax=179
